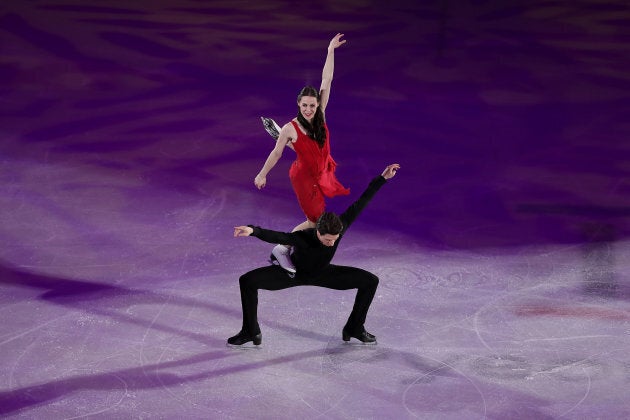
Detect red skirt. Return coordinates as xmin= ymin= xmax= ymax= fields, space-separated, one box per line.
xmin=289 ymin=157 xmax=349 ymax=222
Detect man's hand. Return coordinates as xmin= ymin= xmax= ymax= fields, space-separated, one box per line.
xmin=234 ymin=226 xmax=253 ymax=237
xmin=381 ymin=163 xmax=400 ymax=180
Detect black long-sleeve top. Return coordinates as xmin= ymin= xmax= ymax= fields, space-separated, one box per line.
xmin=249 ymin=175 xmax=387 ymax=275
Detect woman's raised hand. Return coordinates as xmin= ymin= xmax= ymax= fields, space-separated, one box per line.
xmin=329 ymin=33 xmax=346 ymax=51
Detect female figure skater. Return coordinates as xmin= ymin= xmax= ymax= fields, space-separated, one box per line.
xmin=254 ymin=33 xmax=350 ymax=273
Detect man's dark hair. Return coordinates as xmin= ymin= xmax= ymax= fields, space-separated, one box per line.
xmin=316 ymin=212 xmax=343 ymax=235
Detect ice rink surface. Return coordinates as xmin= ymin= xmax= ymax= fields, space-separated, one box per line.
xmin=1 ymin=1 xmax=629 ymax=418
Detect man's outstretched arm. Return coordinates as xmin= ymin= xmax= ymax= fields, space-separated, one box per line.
xmin=339 ymin=163 xmax=400 ymax=230
xmin=234 ymin=225 xmax=302 ymax=247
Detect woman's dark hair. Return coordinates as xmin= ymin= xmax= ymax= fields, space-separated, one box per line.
xmin=316 ymin=212 xmax=343 ymax=235
xmin=296 ymin=86 xmax=326 ymax=148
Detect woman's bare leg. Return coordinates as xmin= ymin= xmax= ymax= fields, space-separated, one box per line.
xmin=292 ymin=219 xmax=316 ymax=232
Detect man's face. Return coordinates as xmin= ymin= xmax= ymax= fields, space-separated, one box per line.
xmin=317 ymin=231 xmax=340 ymax=247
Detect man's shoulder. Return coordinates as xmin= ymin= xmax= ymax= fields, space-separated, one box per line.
xmin=295 ymin=228 xmax=316 ymax=237
xmin=294 ymin=228 xmax=318 ymax=243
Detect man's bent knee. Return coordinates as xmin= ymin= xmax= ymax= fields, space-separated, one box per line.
xmin=239 ymin=272 xmax=256 ymax=288
xmin=365 ymin=273 xmax=379 ymax=289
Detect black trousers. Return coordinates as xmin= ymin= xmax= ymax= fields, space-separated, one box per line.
xmin=237 ymin=264 xmax=379 ymax=335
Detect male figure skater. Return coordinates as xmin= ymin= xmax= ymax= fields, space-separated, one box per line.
xmin=228 ymin=163 xmax=400 ymax=346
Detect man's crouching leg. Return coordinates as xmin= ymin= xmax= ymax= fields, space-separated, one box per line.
xmin=227 ymin=271 xmax=262 ymax=346
xmin=343 ymin=272 xmax=379 ymax=344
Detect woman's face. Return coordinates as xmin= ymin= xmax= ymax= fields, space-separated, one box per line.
xmin=298 ymin=96 xmax=318 ymax=122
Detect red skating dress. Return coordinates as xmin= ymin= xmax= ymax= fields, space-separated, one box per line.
xmin=289 ymin=120 xmax=350 ymax=222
